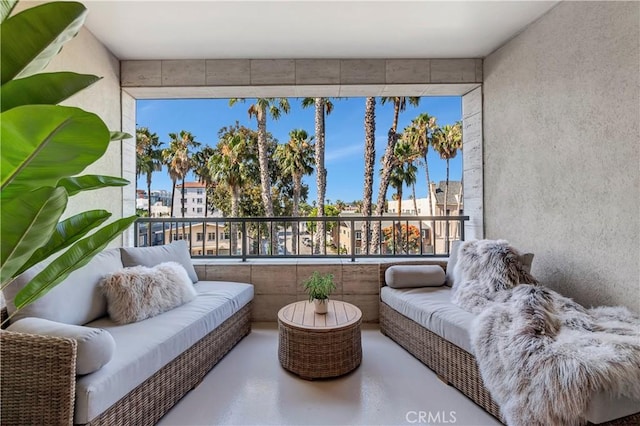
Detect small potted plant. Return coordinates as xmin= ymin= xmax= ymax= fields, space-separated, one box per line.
xmin=302 ymin=271 xmax=336 ymax=314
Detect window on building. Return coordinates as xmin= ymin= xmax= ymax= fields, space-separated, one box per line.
xmin=197 ymin=208 xmax=203 ymax=213
xmin=196 ymin=233 xmax=204 ymax=241
xmin=196 ymin=198 xmax=203 ymax=204
xmin=181 ymin=198 xmax=187 ymax=204
xmin=181 ymin=208 xmax=187 ymax=214
xmin=223 ymin=232 xmax=230 ymax=240
xmin=355 ymin=231 xmax=362 ymax=239
xmin=197 ymin=189 xmax=204 ymax=195
xmin=206 ymin=249 xmax=214 ymax=255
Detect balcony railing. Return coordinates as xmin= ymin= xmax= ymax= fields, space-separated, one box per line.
xmin=134 ymin=215 xmax=469 ymax=261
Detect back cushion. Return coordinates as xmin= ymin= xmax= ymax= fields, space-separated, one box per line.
xmin=444 ymin=240 xmax=462 ymax=287
xmin=3 ymin=248 xmax=123 ymax=325
xmin=120 ymin=240 xmax=198 ymax=283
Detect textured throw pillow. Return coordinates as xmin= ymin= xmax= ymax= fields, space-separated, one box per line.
xmin=120 ymin=240 xmax=198 ymax=283
xmin=385 ymin=265 xmax=446 ymax=288
xmin=100 ymin=262 xmax=197 ymax=325
xmin=7 ymin=317 xmax=116 ymax=375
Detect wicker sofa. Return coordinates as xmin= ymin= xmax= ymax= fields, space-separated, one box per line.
xmin=379 ymin=245 xmax=640 ymax=426
xmin=0 ymin=241 xmax=253 ymax=426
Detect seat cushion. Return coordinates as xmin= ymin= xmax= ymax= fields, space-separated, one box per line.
xmin=381 ymin=285 xmax=475 ymax=353
xmin=3 ymin=248 xmax=123 ymax=325
xmin=75 ymin=281 xmax=253 ymax=424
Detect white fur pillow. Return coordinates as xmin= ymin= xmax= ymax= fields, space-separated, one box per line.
xmin=100 ymin=262 xmax=197 ymax=325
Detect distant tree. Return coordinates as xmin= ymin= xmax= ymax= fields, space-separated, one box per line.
xmin=302 ymin=97 xmax=337 ymax=254
xmin=404 ymin=113 xmax=438 ymax=215
xmin=383 ymin=223 xmax=421 ymax=254
xmin=371 ymin=96 xmax=420 ymax=252
xmin=431 ymin=122 xmax=463 ymax=216
xmin=389 ymin=142 xmax=418 ymax=218
xmin=275 ymin=129 xmax=315 ymax=253
xmin=192 ymin=146 xmax=216 ymax=217
xmin=229 ymin=98 xmax=290 ymax=218
xmin=135 ymin=127 xmax=163 ymax=218
xmin=163 ymin=130 xmax=200 ymax=218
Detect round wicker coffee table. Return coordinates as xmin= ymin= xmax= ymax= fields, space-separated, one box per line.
xmin=277 ymin=300 xmax=362 ymax=380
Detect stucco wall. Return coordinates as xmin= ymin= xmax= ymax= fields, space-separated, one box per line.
xmin=20 ymin=3 xmax=127 ymax=244
xmin=483 ymin=2 xmax=640 ymax=311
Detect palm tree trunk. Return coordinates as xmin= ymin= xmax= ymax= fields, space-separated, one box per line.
xmin=396 ymin=188 xmax=403 ymax=254
xmin=314 ymin=98 xmax=326 ymax=255
xmin=146 ymin=173 xmax=152 ymax=218
xmin=256 ymin=108 xmax=274 ymax=218
xmin=424 ymin=152 xmax=434 ymax=216
xmin=292 ymin=174 xmax=301 ymax=254
xmin=230 ymin=185 xmax=240 ymax=255
xmin=411 ymin=183 xmax=418 ymax=215
xmin=371 ymin=129 xmax=399 ymax=253
xmin=170 ymin=179 xmax=176 ymax=217
xmin=362 ymin=97 xmax=376 ymax=254
xmin=181 ymin=179 xmax=186 ymax=218
xmin=444 ymin=159 xmax=450 ymax=253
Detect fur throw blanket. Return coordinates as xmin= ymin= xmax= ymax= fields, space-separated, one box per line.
xmin=451 ymin=240 xmax=640 ymax=426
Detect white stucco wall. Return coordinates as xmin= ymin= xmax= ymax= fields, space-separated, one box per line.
xmin=15 ymin=2 xmax=127 ymax=245
xmin=483 ymin=2 xmax=640 ymax=311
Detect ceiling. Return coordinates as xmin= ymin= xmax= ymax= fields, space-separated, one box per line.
xmin=82 ymin=1 xmax=559 ymax=61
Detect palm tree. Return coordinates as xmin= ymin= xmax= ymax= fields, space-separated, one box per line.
xmin=135 ymin=127 xmax=163 ymax=218
xmin=389 ymin=142 xmax=418 ymax=254
xmin=209 ymin=134 xmax=252 ymax=254
xmin=229 ymin=98 xmax=290 ymax=219
xmin=431 ymin=122 xmax=463 ymax=216
xmin=301 ymin=97 xmax=335 ymax=254
xmin=192 ymin=146 xmax=216 ymax=218
xmin=371 ymin=97 xmax=420 ymax=252
xmin=163 ymin=130 xmax=200 ymax=218
xmin=274 ymin=129 xmax=315 ymax=254
xmin=405 ymin=113 xmax=438 ymax=215
xmin=362 ymin=97 xmax=376 ymax=254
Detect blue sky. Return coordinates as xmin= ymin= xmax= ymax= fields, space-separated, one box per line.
xmin=136 ymin=96 xmax=462 ymax=204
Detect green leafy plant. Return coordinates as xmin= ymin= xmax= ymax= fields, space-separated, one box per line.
xmin=0 ymin=0 xmax=136 ymax=319
xmin=302 ymin=271 xmax=336 ymax=302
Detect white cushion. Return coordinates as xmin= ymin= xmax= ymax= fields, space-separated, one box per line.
xmin=120 ymin=241 xmax=198 ymax=283
xmin=100 ymin=262 xmax=197 ymax=325
xmin=7 ymin=317 xmax=115 ymax=375
xmin=74 ymin=281 xmax=253 ymax=424
xmin=444 ymin=240 xmax=462 ymax=287
xmin=381 ymin=285 xmax=475 ymax=353
xmin=385 ymin=265 xmax=446 ymax=288
xmin=3 ymin=248 xmax=123 ymax=325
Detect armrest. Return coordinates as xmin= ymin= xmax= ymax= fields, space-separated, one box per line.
xmin=1 ymin=330 xmax=77 ymax=426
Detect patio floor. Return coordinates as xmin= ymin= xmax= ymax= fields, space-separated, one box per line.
xmin=157 ymin=323 xmax=500 ymax=426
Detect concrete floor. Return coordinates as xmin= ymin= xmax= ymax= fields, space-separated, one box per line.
xmin=157 ymin=323 xmax=500 ymax=426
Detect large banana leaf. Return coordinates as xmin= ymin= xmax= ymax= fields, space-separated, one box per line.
xmin=0 ymin=0 xmax=17 ymax=22
xmin=57 ymin=175 xmax=129 ymax=197
xmin=1 ymin=72 xmax=100 ymax=112
xmin=0 ymin=105 xmax=110 ymax=199
xmin=0 ymin=186 xmax=67 ymax=285
xmin=15 ymin=210 xmax=112 ymax=277
xmin=1 ymin=1 xmax=86 ymax=84
xmin=14 ymin=215 xmax=137 ymax=308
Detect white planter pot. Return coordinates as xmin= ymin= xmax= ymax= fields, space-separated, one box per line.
xmin=314 ymin=299 xmax=328 ymax=314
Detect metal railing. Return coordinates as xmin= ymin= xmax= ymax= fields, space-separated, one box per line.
xmin=134 ymin=215 xmax=469 ymax=261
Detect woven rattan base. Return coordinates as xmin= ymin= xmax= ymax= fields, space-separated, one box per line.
xmin=87 ymin=302 xmax=252 ymax=425
xmin=278 ymin=301 xmax=362 ymax=379
xmin=379 ymin=301 xmax=502 ymax=421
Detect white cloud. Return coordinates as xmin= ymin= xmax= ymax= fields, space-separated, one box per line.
xmin=325 ymin=143 xmax=364 ymax=163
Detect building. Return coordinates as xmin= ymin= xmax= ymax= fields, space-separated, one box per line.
xmin=160 ymin=222 xmax=230 ymax=256
xmin=171 ymin=182 xmax=219 ymax=218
